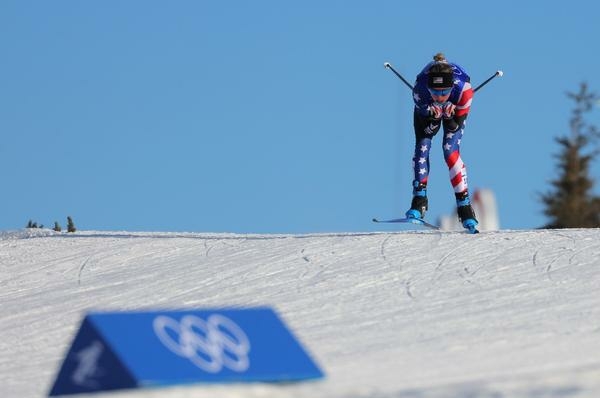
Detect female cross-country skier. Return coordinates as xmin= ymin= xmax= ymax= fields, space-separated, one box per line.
xmin=406 ymin=52 xmax=478 ymax=230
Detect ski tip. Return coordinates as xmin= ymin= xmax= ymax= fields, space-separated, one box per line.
xmin=371 ymin=217 xmax=439 ymax=230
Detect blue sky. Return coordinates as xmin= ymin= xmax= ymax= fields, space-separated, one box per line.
xmin=1 ymin=1 xmax=600 ymax=233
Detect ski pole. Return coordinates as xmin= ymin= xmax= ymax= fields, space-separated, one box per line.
xmin=384 ymin=61 xmax=503 ymax=94
xmin=383 ymin=62 xmax=414 ymax=91
xmin=473 ymin=70 xmax=503 ymax=93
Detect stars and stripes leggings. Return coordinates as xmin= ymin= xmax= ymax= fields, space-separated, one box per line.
xmin=412 ymin=112 xmax=469 ymax=194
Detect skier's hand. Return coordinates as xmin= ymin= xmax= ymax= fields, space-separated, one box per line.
xmin=442 ymin=103 xmax=456 ymax=119
xmin=428 ymin=104 xmax=443 ymax=120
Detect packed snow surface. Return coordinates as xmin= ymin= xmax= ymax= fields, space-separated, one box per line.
xmin=2 ymin=228 xmax=600 ymax=398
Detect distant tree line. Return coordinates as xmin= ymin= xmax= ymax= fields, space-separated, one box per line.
xmin=541 ymin=83 xmax=600 ymax=228
xmin=26 ymin=216 xmax=77 ymax=233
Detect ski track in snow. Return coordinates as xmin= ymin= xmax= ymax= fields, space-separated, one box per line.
xmin=1 ymin=228 xmax=600 ymax=398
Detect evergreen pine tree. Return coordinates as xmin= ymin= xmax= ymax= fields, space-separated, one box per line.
xmin=541 ymin=83 xmax=600 ymax=228
xmin=26 ymin=220 xmax=43 ymax=229
xmin=53 ymin=222 xmax=62 ymax=232
xmin=67 ymin=216 xmax=76 ymax=233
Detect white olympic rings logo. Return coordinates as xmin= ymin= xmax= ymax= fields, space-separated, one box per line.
xmin=153 ymin=314 xmax=251 ymax=373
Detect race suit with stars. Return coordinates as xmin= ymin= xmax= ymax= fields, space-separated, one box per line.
xmin=411 ymin=61 xmax=474 ymax=194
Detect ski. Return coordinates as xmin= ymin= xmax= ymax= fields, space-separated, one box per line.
xmin=373 ymin=217 xmax=480 ymax=234
xmin=372 ymin=217 xmax=440 ymax=230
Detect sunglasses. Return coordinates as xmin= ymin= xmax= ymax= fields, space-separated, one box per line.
xmin=428 ymin=88 xmax=452 ymax=96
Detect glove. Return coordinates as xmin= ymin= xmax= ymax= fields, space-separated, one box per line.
xmin=442 ymin=102 xmax=456 ymax=119
xmin=427 ymin=103 xmax=443 ymax=120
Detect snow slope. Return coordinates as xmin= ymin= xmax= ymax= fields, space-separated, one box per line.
xmin=2 ymin=228 xmax=600 ymax=398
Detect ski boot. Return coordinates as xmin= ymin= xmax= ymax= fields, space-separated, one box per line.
xmin=456 ymin=191 xmax=479 ymax=234
xmin=405 ymin=181 xmax=428 ymax=219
